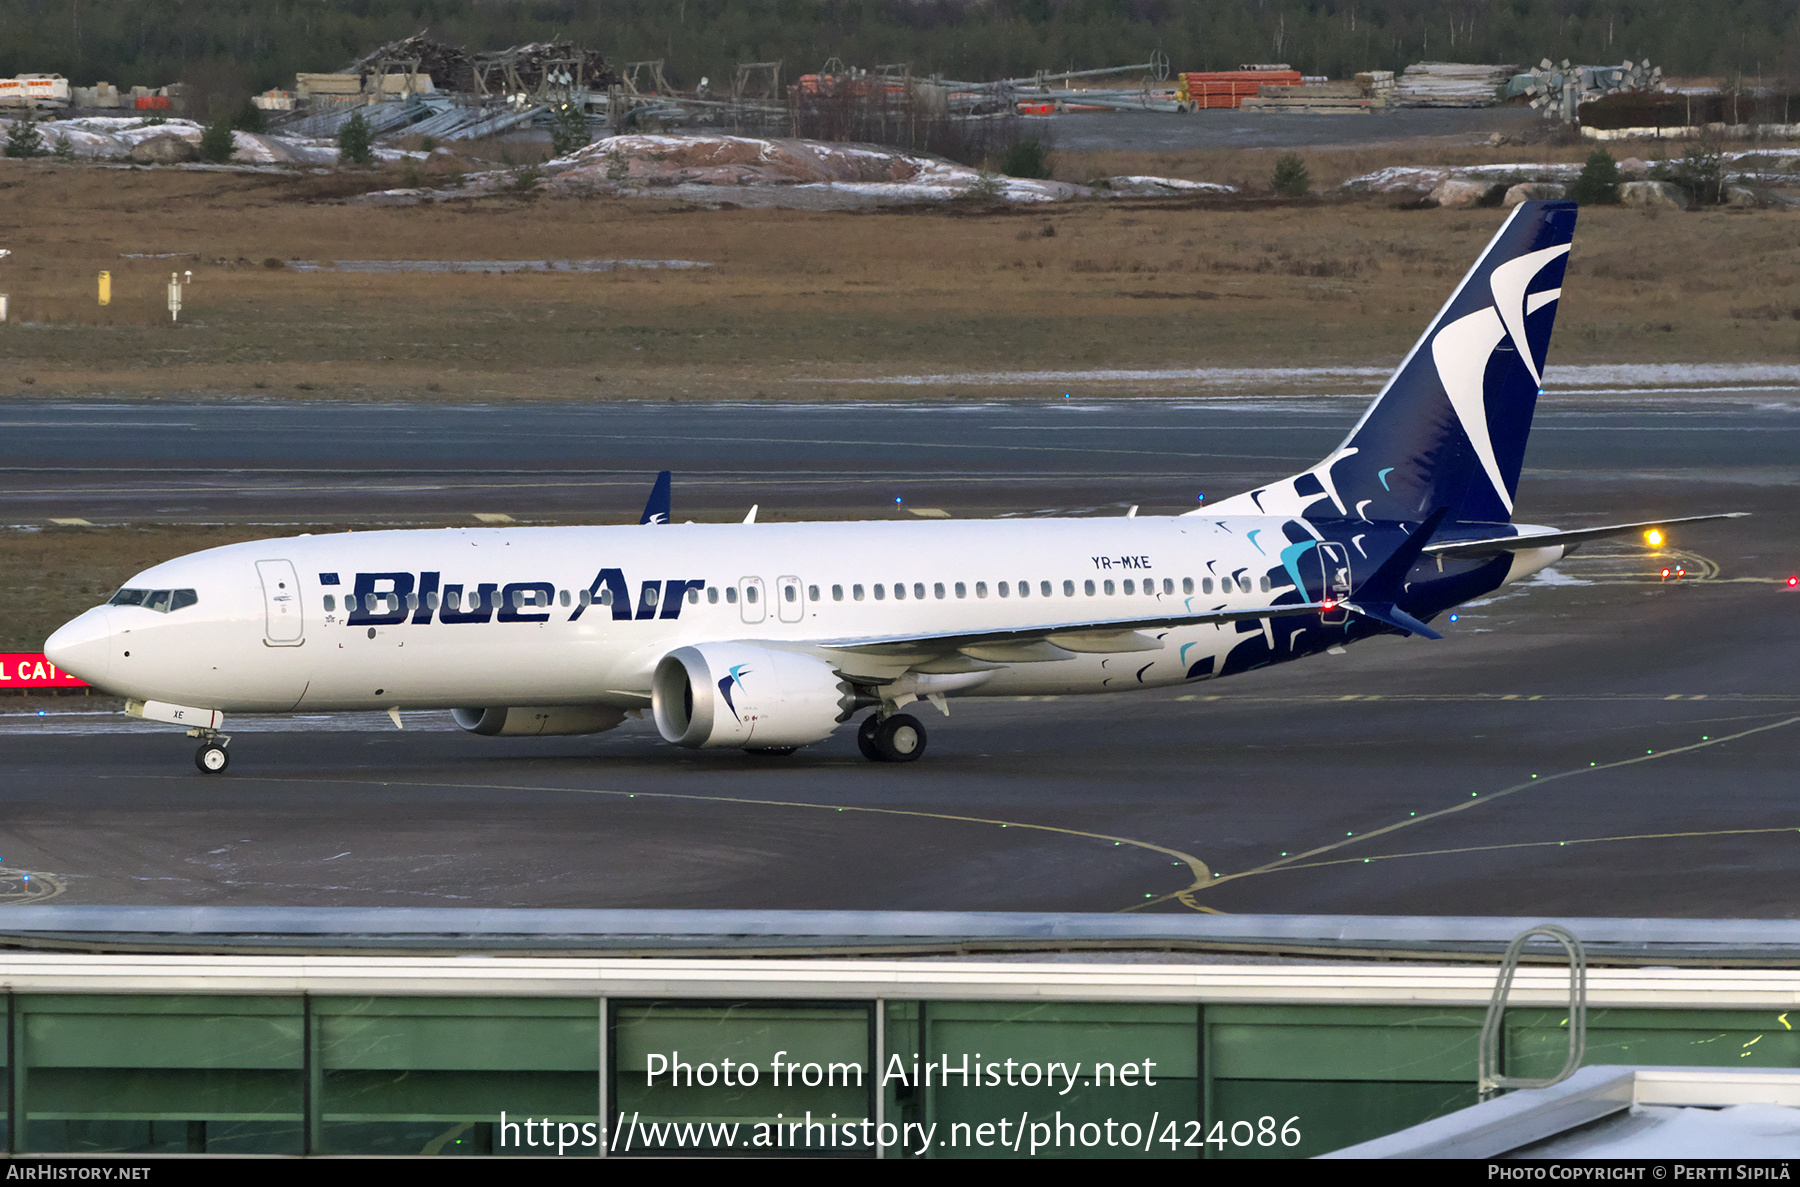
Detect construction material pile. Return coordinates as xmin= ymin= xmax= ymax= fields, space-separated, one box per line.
xmin=1522 ymin=59 xmax=1660 ymax=122
xmin=344 ymin=33 xmax=617 ymax=95
xmin=1391 ymin=62 xmax=1515 ymax=107
xmin=475 ymin=42 xmax=618 ymax=94
xmin=1177 ymin=70 xmax=1301 ymax=110
xmin=346 ymin=34 xmax=476 ymax=92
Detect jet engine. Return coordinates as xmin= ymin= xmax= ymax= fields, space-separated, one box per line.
xmin=652 ymin=644 xmax=856 ymax=751
xmin=451 ymin=705 xmax=628 ymax=737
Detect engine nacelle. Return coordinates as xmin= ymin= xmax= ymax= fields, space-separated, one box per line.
xmin=452 ymin=705 xmax=628 ymax=737
xmin=653 ymin=644 xmax=854 ymax=750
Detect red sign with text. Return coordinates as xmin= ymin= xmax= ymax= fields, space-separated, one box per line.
xmin=0 ymin=654 xmax=88 ymax=689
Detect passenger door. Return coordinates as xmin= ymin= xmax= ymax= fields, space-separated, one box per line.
xmin=255 ymin=559 xmax=305 ymax=645
xmin=776 ymin=576 xmax=803 ymax=623
xmin=738 ymin=577 xmax=766 ymax=624
xmin=1317 ymin=543 xmax=1352 ymax=625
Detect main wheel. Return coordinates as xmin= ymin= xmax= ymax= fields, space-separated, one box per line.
xmin=195 ymin=743 xmax=229 ymax=773
xmin=873 ymin=713 xmax=926 ymax=763
xmin=857 ymin=714 xmax=884 ymax=761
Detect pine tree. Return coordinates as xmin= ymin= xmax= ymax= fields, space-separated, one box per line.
xmin=1567 ymin=149 xmax=1621 ymax=204
xmin=198 ymin=117 xmax=236 ymax=163
xmin=1271 ymin=153 xmax=1310 ymax=197
xmin=4 ymin=113 xmax=46 ymax=159
xmin=338 ymin=111 xmax=373 ymax=166
xmin=548 ymin=101 xmax=591 ymax=157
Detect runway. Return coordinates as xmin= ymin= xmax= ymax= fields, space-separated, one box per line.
xmin=1 ymin=393 xmax=1796 ymax=917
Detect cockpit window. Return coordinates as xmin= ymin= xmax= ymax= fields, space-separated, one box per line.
xmin=109 ymin=588 xmax=198 ymax=613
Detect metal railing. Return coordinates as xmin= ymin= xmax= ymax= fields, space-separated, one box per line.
xmin=1478 ymin=923 xmax=1587 ymax=1100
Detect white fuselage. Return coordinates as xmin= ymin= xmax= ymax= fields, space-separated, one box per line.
xmin=48 ymin=514 xmax=1399 ymax=714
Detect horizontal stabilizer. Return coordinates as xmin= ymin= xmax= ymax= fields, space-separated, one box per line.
xmin=1425 ymin=512 xmax=1748 ymax=559
xmin=1343 ymin=600 xmax=1443 ymax=640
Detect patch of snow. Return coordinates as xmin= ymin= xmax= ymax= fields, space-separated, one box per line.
xmin=1528 ymin=567 xmax=1594 ymax=587
xmin=1522 ymin=1103 xmax=1800 ymax=1158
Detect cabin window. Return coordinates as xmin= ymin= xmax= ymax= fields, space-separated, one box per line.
xmin=406 ymin=593 xmax=420 ymax=611
xmin=853 ymin=584 xmax=864 ymax=601
xmin=427 ymin=592 xmax=440 ymax=610
xmin=1063 ymin=580 xmax=1075 ymax=597
xmin=894 ymin=583 xmax=907 ymax=601
xmin=1163 ymin=578 xmax=1174 ymax=595
xmin=832 ymin=585 xmax=844 ymax=602
xmin=725 ymin=587 xmax=738 ymax=604
xmin=1261 ymin=576 xmax=1272 ymax=593
xmin=1187 ymin=578 xmax=1199 ymax=595
xmin=913 ymin=583 xmax=926 ymax=600
xmin=783 ymin=584 xmax=797 ymax=603
xmin=559 ymin=589 xmax=571 ymax=607
xmin=1084 ymin=580 xmax=1097 ymax=596
xmin=873 ymin=584 xmax=885 ymax=601
xmin=1103 ymin=580 xmax=1115 ymax=596
xmin=1122 ymin=579 xmax=1135 ymax=595
xmin=688 ymin=587 xmax=700 ymax=604
xmin=323 ymin=594 xmax=336 ymax=612
xmin=997 ymin=582 xmax=1008 ymax=598
xmin=808 ymin=584 xmax=820 ymax=601
xmin=974 ymin=582 xmax=986 ymax=598
xmin=935 ymin=583 xmax=947 ymax=600
xmin=1042 ymin=581 xmax=1054 ymax=597
xmin=706 ymin=587 xmax=718 ymax=604
xmin=446 ymin=590 xmax=462 ymax=611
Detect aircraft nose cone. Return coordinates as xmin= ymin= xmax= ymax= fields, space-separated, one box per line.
xmin=44 ymin=607 xmax=111 ymax=687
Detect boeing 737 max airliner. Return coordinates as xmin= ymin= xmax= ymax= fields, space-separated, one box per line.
xmin=44 ymin=201 xmax=1742 ymax=771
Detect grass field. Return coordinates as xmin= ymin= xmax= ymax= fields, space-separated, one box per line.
xmin=0 ymin=156 xmax=1795 ymax=402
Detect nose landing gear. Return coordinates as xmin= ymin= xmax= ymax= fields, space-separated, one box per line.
xmin=858 ymin=712 xmax=926 ymax=763
xmin=189 ymin=728 xmax=231 ymax=774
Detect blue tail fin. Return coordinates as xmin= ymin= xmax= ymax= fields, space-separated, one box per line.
xmin=1201 ymin=200 xmax=1577 ymax=526
xmin=640 ymin=470 xmax=672 ymax=525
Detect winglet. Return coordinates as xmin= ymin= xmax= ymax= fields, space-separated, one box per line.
xmin=639 ymin=471 xmax=671 ymax=525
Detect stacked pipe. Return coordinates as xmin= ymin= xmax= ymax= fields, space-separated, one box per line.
xmin=1176 ymin=69 xmax=1302 ymax=110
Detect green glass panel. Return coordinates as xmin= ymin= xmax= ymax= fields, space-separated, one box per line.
xmin=321 ymin=1069 xmax=596 ymax=1122
xmin=919 ymin=1002 xmax=1198 ymax=1078
xmin=1207 ymin=1080 xmax=1476 ymax=1159
xmin=614 ymin=1005 xmax=868 ymax=1072
xmin=25 ymin=1015 xmax=302 ymax=1070
xmin=612 ymin=1004 xmax=872 ymax=1155
xmin=1505 ymin=1010 xmax=1800 ymax=1079
xmin=319 ymin=1014 xmax=596 ymax=1072
xmin=1207 ymin=1009 xmax=1482 ymax=1083
xmin=886 ymin=1002 xmax=1198 ymax=1160
xmin=25 ymin=1067 xmax=299 ymax=1120
xmin=19 ymin=996 xmax=302 ymax=1018
xmin=25 ymin=1118 xmax=298 ymax=1155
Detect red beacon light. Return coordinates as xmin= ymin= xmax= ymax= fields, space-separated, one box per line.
xmin=1788 ymin=575 xmax=1799 ymax=590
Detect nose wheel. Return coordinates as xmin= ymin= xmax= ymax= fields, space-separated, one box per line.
xmin=859 ymin=712 xmax=926 ymax=763
xmin=190 ymin=730 xmax=231 ymax=774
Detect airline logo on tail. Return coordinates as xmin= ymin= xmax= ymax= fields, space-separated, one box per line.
xmin=1430 ymin=242 xmax=1569 ymax=515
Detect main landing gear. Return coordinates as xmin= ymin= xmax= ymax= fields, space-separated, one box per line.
xmin=190 ymin=728 xmax=231 ymax=774
xmin=858 ymin=712 xmax=927 ymax=763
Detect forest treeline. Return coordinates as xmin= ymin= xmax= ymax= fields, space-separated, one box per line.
xmin=1 ymin=0 xmax=1796 ymax=115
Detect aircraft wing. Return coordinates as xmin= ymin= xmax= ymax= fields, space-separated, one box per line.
xmin=1424 ymin=513 xmax=1748 ymax=559
xmin=814 ymin=601 xmax=1328 ymax=662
